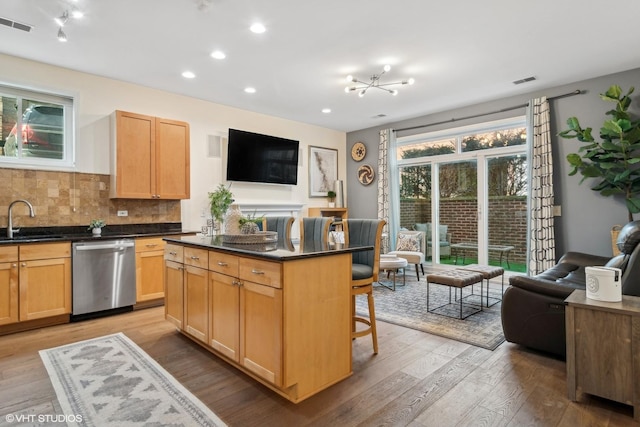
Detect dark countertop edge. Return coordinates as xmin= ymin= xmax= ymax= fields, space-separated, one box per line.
xmin=163 ymin=236 xmax=373 ymax=261
xmin=0 ymin=230 xmax=198 ymax=246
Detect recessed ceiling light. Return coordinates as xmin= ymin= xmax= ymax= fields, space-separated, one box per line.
xmin=250 ymin=22 xmax=266 ymax=34
xmin=181 ymin=71 xmax=196 ymax=79
xmin=244 ymin=87 xmax=256 ymax=94
xmin=322 ymin=108 xmax=331 ymax=114
xmin=210 ymin=50 xmax=226 ymax=59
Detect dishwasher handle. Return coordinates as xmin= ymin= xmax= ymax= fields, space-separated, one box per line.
xmin=74 ymin=242 xmax=135 ymax=251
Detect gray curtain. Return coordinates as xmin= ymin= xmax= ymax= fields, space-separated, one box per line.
xmin=527 ymin=97 xmax=555 ymax=275
xmin=378 ymin=129 xmax=398 ymax=252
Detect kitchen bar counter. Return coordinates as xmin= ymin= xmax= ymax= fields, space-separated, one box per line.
xmin=163 ymin=234 xmax=372 ymax=261
xmin=164 ymin=235 xmax=369 ymax=402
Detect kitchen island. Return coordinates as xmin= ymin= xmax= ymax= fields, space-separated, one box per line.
xmin=162 ymin=234 xmax=372 ymax=403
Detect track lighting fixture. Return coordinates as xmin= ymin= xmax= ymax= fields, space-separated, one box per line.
xmin=54 ymin=10 xmax=69 ymax=27
xmin=345 ymin=65 xmax=415 ymax=97
xmin=57 ymin=27 xmax=67 ymax=42
xmin=54 ymin=7 xmax=83 ymax=42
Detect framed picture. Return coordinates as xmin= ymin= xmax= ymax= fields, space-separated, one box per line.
xmin=308 ymin=146 xmax=338 ymax=197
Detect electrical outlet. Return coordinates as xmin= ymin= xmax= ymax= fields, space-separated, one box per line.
xmin=117 ymin=210 xmax=128 ymax=217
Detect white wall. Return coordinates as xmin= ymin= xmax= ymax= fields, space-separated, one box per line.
xmin=0 ymin=53 xmax=346 ymax=231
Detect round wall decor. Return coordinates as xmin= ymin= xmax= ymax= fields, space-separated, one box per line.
xmin=357 ymin=164 xmax=375 ymax=185
xmin=351 ymin=142 xmax=366 ymax=161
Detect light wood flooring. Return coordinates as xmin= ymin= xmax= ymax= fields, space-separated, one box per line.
xmin=0 ymin=307 xmax=637 ymax=427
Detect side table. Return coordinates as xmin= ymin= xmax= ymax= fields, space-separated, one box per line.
xmin=565 ymin=290 xmax=640 ymax=421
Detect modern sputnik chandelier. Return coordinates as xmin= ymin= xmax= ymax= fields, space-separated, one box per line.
xmin=345 ymin=65 xmax=414 ymax=97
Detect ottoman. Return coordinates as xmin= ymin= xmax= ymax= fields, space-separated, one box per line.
xmin=379 ymin=255 xmax=408 ymax=291
xmin=459 ymin=264 xmax=505 ymax=307
xmin=426 ymin=269 xmax=484 ymax=319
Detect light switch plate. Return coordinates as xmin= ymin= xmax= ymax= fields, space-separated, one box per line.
xmin=117 ymin=210 xmax=128 ymax=217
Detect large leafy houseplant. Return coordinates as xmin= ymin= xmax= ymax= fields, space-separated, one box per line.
xmin=559 ymin=85 xmax=640 ymax=222
xmin=208 ymin=183 xmax=234 ymax=225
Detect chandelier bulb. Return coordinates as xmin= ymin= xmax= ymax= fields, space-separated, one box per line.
xmin=390 ymin=90 xmax=398 ymax=96
xmin=358 ymin=90 xmax=366 ymax=97
xmin=408 ymin=78 xmax=415 ymax=85
xmin=346 ymin=75 xmax=353 ymax=82
xmin=383 ymin=64 xmax=391 ymax=72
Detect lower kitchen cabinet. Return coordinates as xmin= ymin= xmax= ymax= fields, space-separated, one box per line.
xmin=0 ymin=246 xmax=19 ymax=325
xmin=135 ymin=237 xmax=166 ymax=302
xmin=183 ymin=247 xmax=209 ymax=343
xmin=0 ymin=242 xmax=73 ymax=325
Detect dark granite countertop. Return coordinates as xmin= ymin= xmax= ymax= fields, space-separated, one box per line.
xmin=0 ymin=223 xmax=196 ymax=245
xmin=164 ymin=234 xmax=373 ymax=261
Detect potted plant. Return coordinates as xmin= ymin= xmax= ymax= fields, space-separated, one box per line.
xmin=327 ymin=190 xmax=337 ymax=208
xmin=88 ymin=219 xmax=106 ymax=235
xmin=208 ymin=183 xmax=234 ymax=230
xmin=559 ymin=85 xmax=640 ymax=222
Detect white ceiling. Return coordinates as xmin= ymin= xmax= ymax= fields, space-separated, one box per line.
xmin=3 ymin=0 xmax=640 ymax=133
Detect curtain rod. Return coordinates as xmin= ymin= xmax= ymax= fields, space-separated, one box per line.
xmin=394 ymin=89 xmax=583 ymax=133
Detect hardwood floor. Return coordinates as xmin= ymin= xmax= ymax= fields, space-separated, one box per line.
xmin=0 ymin=307 xmax=637 ymax=427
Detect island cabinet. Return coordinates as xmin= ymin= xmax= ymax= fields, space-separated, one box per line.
xmin=110 ymin=110 xmax=190 ymax=200
xmin=164 ymin=239 xmax=354 ymax=403
xmin=163 ymin=243 xmax=184 ymax=329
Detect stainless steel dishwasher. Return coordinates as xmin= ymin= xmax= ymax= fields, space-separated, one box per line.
xmin=72 ymin=239 xmax=136 ymax=319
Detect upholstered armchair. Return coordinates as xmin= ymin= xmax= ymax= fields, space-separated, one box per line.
xmin=388 ymin=230 xmax=426 ymax=280
xmin=502 ymin=220 xmax=640 ymax=358
xmin=413 ymin=223 xmax=451 ymax=258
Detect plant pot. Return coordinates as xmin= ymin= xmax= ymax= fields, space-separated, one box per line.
xmin=328 ymin=202 xmax=336 ymax=208
xmin=92 ymin=228 xmax=102 ymax=236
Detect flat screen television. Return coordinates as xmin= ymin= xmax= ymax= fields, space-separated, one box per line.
xmin=226 ymin=128 xmax=299 ymax=185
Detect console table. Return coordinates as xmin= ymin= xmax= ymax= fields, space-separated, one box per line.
xmin=451 ymin=242 xmax=514 ymax=268
xmin=565 ymin=290 xmax=640 ymax=421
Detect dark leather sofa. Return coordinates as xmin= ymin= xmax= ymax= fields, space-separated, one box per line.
xmin=501 ymin=221 xmax=640 ymax=358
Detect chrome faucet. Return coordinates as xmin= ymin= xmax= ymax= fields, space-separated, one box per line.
xmin=7 ymin=199 xmax=35 ymax=239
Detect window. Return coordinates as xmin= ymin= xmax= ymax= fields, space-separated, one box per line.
xmin=0 ymin=84 xmax=74 ymax=168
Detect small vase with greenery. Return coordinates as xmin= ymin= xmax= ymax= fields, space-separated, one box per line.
xmin=88 ymin=219 xmax=106 ymax=235
xmin=559 ymin=85 xmax=640 ymax=222
xmin=327 ymin=190 xmax=337 ymax=207
xmin=208 ymin=183 xmax=234 ymax=229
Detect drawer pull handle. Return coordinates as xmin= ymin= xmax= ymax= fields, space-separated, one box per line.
xmin=21 ymin=262 xmax=26 ymax=267
xmin=232 ymin=279 xmax=242 ymax=286
xmin=169 ymin=251 xmax=177 ymax=256
xmin=251 ymin=269 xmax=265 ymax=275
xmin=146 ymin=243 xmax=158 ymax=248
xmin=191 ymin=256 xmax=200 ymax=260
xmin=217 ymin=261 xmax=228 ymax=267
xmin=12 ymin=263 xmax=17 ymax=268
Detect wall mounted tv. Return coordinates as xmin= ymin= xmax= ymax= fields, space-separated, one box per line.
xmin=226 ymin=128 xmax=299 ymax=185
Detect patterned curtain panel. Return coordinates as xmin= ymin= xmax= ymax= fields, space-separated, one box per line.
xmin=378 ymin=129 xmax=398 ymax=252
xmin=527 ymin=97 xmax=555 ymax=275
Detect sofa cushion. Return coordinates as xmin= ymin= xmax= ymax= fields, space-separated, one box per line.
xmin=396 ymin=233 xmax=420 ymax=252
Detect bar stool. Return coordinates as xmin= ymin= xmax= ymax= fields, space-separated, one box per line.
xmin=345 ymin=219 xmax=386 ymax=354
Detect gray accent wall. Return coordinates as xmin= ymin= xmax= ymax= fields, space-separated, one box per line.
xmin=346 ymin=67 xmax=640 ymax=259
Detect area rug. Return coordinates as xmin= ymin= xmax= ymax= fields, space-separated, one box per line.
xmin=356 ymin=273 xmax=506 ymax=350
xmin=40 ymin=332 xmax=227 ymax=427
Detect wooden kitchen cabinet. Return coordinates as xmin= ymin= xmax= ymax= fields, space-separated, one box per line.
xmin=110 ymin=110 xmax=190 ymax=200
xmin=209 ymin=253 xmax=282 ymax=385
xmin=135 ymin=237 xmax=166 ymax=302
xmin=165 ymin=237 xmax=353 ymax=403
xmin=0 ymin=246 xmax=19 ymax=326
xmin=18 ymin=242 xmax=71 ymax=321
xmin=164 ymin=243 xmax=184 ymax=329
xmin=183 ymin=247 xmax=209 ymax=343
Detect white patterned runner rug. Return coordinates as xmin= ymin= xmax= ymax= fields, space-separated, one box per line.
xmin=40 ymin=332 xmax=226 ymax=427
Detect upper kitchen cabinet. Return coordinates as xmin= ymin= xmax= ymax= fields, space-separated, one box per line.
xmin=110 ymin=110 xmax=191 ymax=199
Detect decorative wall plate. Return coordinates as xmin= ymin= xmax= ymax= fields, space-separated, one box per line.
xmin=351 ymin=142 xmax=366 ymax=161
xmin=357 ymin=164 xmax=375 ymax=185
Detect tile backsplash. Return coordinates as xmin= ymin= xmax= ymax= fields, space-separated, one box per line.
xmin=0 ymin=168 xmax=181 ymax=228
